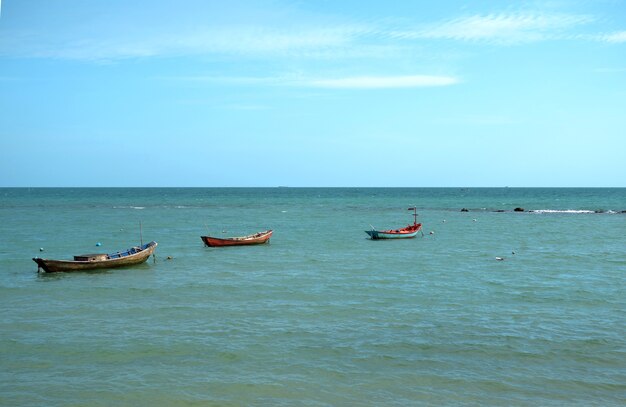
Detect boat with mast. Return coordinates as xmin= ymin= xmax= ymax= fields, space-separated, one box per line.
xmin=365 ymin=207 xmax=422 ymax=240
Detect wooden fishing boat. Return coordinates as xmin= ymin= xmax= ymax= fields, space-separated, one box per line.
xmin=365 ymin=207 xmax=423 ymax=240
xmin=201 ymin=230 xmax=273 ymax=247
xmin=33 ymin=241 xmax=158 ymax=273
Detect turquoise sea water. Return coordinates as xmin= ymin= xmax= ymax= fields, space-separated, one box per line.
xmin=1 ymin=188 xmax=625 ymax=406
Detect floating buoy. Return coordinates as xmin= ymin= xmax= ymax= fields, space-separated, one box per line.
xmin=496 ymin=257 xmax=505 ymax=261
xmin=442 ymin=220 xmax=446 ymax=223
xmin=39 ymin=247 xmax=44 ymax=252
xmin=429 ymin=231 xmax=435 ymax=235
xmin=96 ymin=242 xmax=102 ymax=246
xmin=473 ymin=219 xmax=477 ymax=222
xmin=167 ymin=256 xmax=173 ymax=260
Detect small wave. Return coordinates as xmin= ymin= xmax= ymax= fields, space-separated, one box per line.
xmin=132 ymin=206 xmax=145 ymax=210
xmin=531 ymin=209 xmax=596 ymax=214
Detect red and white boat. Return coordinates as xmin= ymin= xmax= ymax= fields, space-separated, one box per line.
xmin=365 ymin=208 xmax=422 ymax=240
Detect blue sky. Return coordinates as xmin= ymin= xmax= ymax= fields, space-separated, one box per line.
xmin=0 ymin=0 xmax=625 ymax=187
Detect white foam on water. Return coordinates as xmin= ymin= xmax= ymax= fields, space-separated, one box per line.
xmin=531 ymin=209 xmax=596 ymax=214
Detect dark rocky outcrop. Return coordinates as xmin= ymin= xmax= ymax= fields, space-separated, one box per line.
xmin=514 ymin=207 xmax=525 ymax=212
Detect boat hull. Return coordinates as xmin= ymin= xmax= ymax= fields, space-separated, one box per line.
xmin=365 ymin=230 xmax=420 ymax=239
xmin=201 ymin=230 xmax=273 ymax=247
xmin=33 ymin=241 xmax=158 ymax=273
xmin=365 ymin=224 xmax=422 ymax=240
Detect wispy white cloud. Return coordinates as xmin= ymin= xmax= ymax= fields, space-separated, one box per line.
xmin=170 ymin=25 xmax=366 ymax=56
xmin=596 ymin=30 xmax=626 ymax=43
xmin=0 ymin=4 xmax=619 ymax=63
xmin=1 ymin=24 xmax=370 ymax=61
xmin=162 ymin=74 xmax=460 ymax=89
xmin=389 ymin=12 xmax=594 ymax=44
xmin=305 ymin=75 xmax=459 ymax=89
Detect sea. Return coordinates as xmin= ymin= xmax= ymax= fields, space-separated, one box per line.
xmin=1 ymin=187 xmax=625 ymax=406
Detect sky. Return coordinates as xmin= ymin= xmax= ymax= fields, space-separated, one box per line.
xmin=0 ymin=0 xmax=625 ymax=187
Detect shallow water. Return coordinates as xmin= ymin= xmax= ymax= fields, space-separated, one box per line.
xmin=1 ymin=188 xmax=625 ymax=406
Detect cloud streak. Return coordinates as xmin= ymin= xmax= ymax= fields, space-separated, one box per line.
xmin=597 ymin=31 xmax=626 ymax=43
xmin=0 ymin=6 xmax=621 ymax=62
xmin=305 ymin=75 xmax=459 ymax=89
xmin=163 ymin=74 xmax=460 ymax=89
xmin=389 ymin=12 xmax=594 ymax=44
xmin=0 ymin=24 xmax=369 ymax=61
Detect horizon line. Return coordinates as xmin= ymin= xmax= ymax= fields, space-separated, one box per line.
xmin=1 ymin=186 xmax=624 ymax=189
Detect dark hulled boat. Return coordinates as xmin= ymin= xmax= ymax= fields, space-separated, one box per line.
xmin=33 ymin=241 xmax=158 ymax=273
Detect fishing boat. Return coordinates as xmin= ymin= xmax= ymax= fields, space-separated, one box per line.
xmin=33 ymin=241 xmax=158 ymax=273
xmin=365 ymin=207 xmax=423 ymax=240
xmin=201 ymin=230 xmax=273 ymax=247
